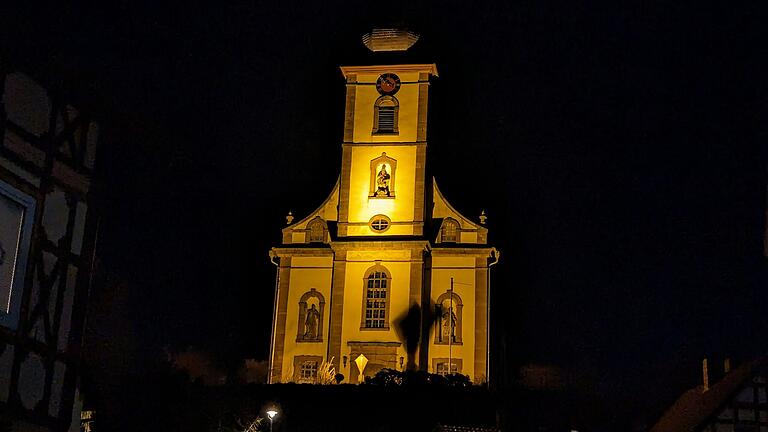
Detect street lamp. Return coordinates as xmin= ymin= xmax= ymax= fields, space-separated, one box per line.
xmin=266 ymin=408 xmax=278 ymax=432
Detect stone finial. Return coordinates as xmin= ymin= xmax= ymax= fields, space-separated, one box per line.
xmin=286 ymin=211 xmax=294 ymax=225
xmin=479 ymin=210 xmax=487 ymax=225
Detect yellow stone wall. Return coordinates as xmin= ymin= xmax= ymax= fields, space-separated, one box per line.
xmin=336 ymin=250 xmax=412 ymax=377
xmin=342 ymin=69 xmax=424 ymax=237
xmin=352 ymin=72 xmax=422 ymax=143
xmin=345 ymin=145 xmax=417 ymax=236
xmin=460 ymin=231 xmax=478 ymax=243
xmin=279 ymin=256 xmax=333 ymax=382
xmin=429 ymin=255 xmax=478 ymax=377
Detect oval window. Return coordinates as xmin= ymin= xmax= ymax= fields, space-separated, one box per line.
xmin=369 ymin=215 xmax=391 ymax=233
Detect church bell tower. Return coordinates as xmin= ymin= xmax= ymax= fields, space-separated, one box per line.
xmin=269 ymin=29 xmax=499 ymax=384
xmin=336 ymin=62 xmax=435 ymax=238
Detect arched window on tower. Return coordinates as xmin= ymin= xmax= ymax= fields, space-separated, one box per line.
xmin=306 ymin=217 xmax=326 ymax=243
xmin=440 ymin=218 xmax=460 ymax=243
xmin=361 ymin=264 xmax=391 ymax=329
xmin=373 ymin=96 xmax=399 ymax=134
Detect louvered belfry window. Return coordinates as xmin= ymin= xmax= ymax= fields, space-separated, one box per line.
xmin=373 ymin=96 xmax=398 ymax=134
xmin=377 ymin=106 xmax=396 ymax=132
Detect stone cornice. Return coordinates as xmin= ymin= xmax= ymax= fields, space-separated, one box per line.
xmin=329 ymin=239 xmax=430 ymax=253
xmin=340 ymin=64 xmax=438 ymax=78
xmin=342 ymin=141 xmax=427 ymax=147
xmin=272 ymin=243 xmax=499 ymax=258
xmin=270 ymin=248 xmax=334 ymax=258
xmin=346 ymin=341 xmax=402 ymax=347
xmin=430 ymin=247 xmax=498 ymax=258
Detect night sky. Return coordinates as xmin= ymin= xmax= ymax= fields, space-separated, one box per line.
xmin=3 ymin=1 xmax=766 ymax=424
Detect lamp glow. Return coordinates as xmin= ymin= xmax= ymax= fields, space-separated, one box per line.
xmin=266 ymin=407 xmax=278 ymax=432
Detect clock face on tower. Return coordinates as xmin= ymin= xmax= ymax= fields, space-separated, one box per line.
xmin=376 ymin=73 xmax=401 ymax=95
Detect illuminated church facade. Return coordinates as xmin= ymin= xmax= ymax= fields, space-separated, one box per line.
xmin=268 ymin=30 xmax=499 ymax=384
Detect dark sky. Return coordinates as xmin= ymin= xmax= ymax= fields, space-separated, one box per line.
xmin=3 ymin=0 xmax=767 ymax=424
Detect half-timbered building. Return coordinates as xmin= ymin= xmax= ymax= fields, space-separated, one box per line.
xmin=1 ymin=65 xmax=102 ymax=431
xmin=651 ymin=359 xmax=768 ymax=432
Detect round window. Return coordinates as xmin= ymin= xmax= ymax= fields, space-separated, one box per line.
xmin=369 ymin=215 xmax=391 ymax=233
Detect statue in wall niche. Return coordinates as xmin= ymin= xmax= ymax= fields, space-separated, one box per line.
xmin=376 ymin=164 xmax=391 ymax=196
xmin=304 ymin=304 xmax=320 ymax=339
xmin=441 ymin=307 xmax=457 ymax=342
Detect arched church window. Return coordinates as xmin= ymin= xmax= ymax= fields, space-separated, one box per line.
xmin=435 ymin=290 xmax=463 ymax=344
xmin=297 ymin=288 xmax=325 ymax=342
xmin=441 ymin=218 xmax=460 ymax=243
xmin=307 ymin=217 xmax=326 ymax=243
xmin=361 ymin=265 xmax=391 ymax=329
xmin=373 ymin=96 xmax=399 ymax=134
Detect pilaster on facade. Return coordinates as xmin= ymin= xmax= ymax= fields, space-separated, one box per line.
xmin=269 ymin=256 xmax=292 ymax=384
xmin=327 ymin=250 xmax=347 ymax=372
xmin=474 ymin=256 xmax=490 ymax=382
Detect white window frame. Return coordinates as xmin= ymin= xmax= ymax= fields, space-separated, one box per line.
xmin=361 ymin=264 xmax=392 ymax=330
xmin=0 ymin=180 xmax=36 ymax=330
xmin=299 ymin=360 xmax=318 ymax=383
